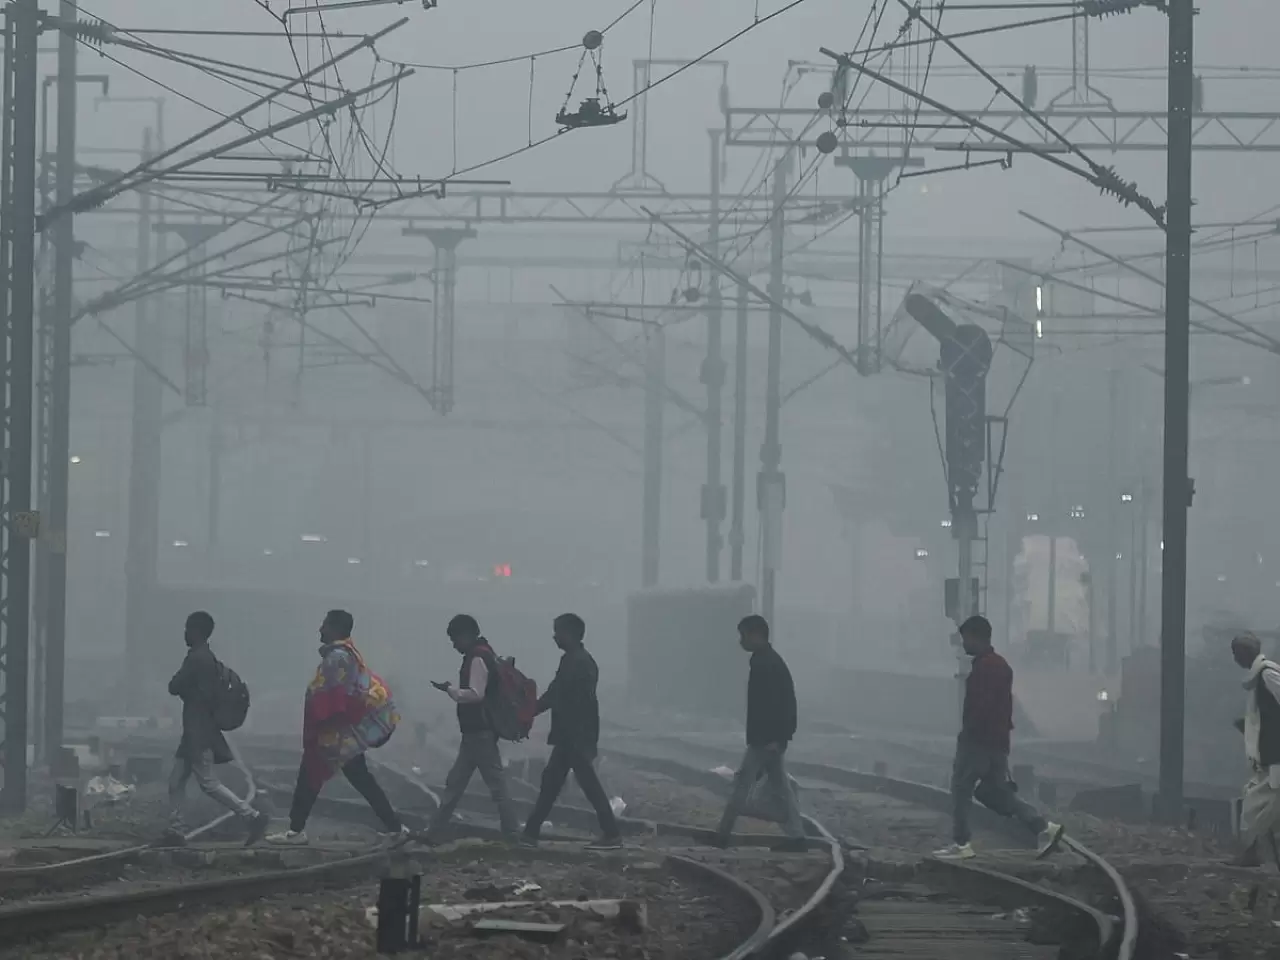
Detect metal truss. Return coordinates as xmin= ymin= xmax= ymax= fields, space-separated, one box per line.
xmin=0 ymin=0 xmax=37 ymax=812
xmin=724 ymin=105 xmax=1280 ymax=153
xmin=396 ymin=188 xmax=863 ymax=226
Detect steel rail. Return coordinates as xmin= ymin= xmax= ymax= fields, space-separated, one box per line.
xmin=666 ymin=854 xmax=776 ymax=960
xmin=0 ymin=849 xmax=386 ymax=945
xmin=0 ymin=737 xmax=258 ymax=889
xmin=295 ymin=753 xmax=813 ymax=960
xmin=185 ymin=750 xmax=782 ymax=960
xmin=601 ymin=739 xmax=1136 ymax=960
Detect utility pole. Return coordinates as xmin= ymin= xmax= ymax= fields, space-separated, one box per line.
xmin=701 ymin=130 xmax=726 ymax=582
xmin=1138 ymin=475 xmax=1150 ymax=647
xmin=729 ymin=286 xmax=748 ymax=582
xmin=207 ymin=410 xmax=222 ymax=554
xmin=1107 ymin=362 xmax=1120 ymax=675
xmin=759 ymin=151 xmax=791 ymax=624
xmin=1158 ymin=0 xmax=1194 ymax=823
xmin=640 ymin=320 xmax=665 ymax=588
xmin=0 ymin=0 xmax=40 ymax=812
xmin=1128 ymin=497 xmax=1138 ymax=650
xmin=124 ymin=129 xmax=157 ymax=714
xmin=42 ymin=0 xmax=77 ymax=761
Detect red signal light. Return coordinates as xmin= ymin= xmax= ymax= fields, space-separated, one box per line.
xmin=493 ymin=563 xmax=512 ymax=578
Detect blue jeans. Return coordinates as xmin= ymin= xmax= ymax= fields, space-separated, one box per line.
xmin=951 ymin=738 xmax=1046 ymax=845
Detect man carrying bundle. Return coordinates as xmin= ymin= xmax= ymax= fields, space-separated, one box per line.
xmin=267 ymin=609 xmax=406 ymax=845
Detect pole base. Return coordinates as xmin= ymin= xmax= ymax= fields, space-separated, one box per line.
xmin=1151 ymin=790 xmax=1185 ymax=827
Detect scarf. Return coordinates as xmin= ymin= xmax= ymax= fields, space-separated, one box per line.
xmin=1243 ymin=653 xmax=1280 ymax=766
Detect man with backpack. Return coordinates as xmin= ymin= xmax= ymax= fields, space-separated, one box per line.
xmin=423 ymin=614 xmax=521 ymax=842
xmin=267 ymin=610 xmax=406 ymax=845
xmin=163 ymin=611 xmax=267 ymax=846
xmin=520 ymin=614 xmax=622 ymax=850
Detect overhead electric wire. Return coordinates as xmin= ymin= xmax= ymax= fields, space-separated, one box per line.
xmin=70 ymin=38 xmax=317 ymax=160
xmin=376 ymin=0 xmax=647 ymax=71
xmin=370 ymin=0 xmax=815 ymax=199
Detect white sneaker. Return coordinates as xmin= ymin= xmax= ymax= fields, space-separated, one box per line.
xmin=932 ymin=842 xmax=976 ymax=860
xmin=1036 ymin=822 xmax=1066 ymax=859
xmin=266 ymin=830 xmax=308 ymax=846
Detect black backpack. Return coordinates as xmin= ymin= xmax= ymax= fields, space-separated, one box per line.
xmin=212 ymin=662 xmax=251 ymax=732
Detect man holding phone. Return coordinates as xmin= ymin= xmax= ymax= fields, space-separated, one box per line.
xmin=422 ymin=614 xmax=521 ymax=842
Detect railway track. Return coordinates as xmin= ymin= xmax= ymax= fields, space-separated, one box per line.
xmin=327 ymin=736 xmax=1136 ymax=959
xmin=0 ymin=730 xmax=1139 ymax=959
xmin=584 ymin=734 xmax=1139 ymax=960
xmin=0 ymin=741 xmax=794 ymax=959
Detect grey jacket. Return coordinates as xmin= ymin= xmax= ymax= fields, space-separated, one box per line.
xmin=169 ymin=642 xmax=231 ymax=764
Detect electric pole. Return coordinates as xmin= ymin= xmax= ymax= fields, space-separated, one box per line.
xmin=759 ymin=151 xmax=791 ymax=624
xmin=729 ymin=286 xmax=748 ymax=582
xmin=1107 ymin=361 xmax=1119 ymax=674
xmin=701 ymin=130 xmax=726 ymax=583
xmin=1158 ymin=0 xmax=1194 ymax=823
xmin=0 ymin=0 xmax=40 ymax=812
xmin=42 ymin=0 xmax=78 ymax=760
xmin=641 ymin=319 xmax=665 ymax=588
xmin=124 ymin=129 xmax=156 ymax=714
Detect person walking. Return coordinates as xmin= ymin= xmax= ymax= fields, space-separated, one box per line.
xmin=422 ymin=614 xmax=521 ymax=841
xmin=267 ymin=610 xmax=405 ymax=845
xmin=1231 ymin=632 xmax=1280 ymax=868
xmin=520 ymin=614 xmax=622 ymax=849
xmin=162 ymin=611 xmax=267 ymax=846
xmin=933 ymin=614 xmax=1064 ymax=861
xmin=162 ymin=611 xmax=267 ymax=844
xmin=713 ymin=614 xmax=807 ymax=851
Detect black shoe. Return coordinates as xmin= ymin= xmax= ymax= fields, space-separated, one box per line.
xmin=517 ymin=835 xmax=539 ymax=849
xmin=585 ymin=835 xmax=623 ymax=850
xmin=777 ymin=837 xmax=809 ymax=853
xmin=708 ymin=834 xmax=731 ymax=850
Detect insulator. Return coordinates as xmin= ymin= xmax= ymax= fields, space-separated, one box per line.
xmin=76 ymin=17 xmax=111 ymax=47
xmin=1022 ymin=66 xmax=1038 ymax=109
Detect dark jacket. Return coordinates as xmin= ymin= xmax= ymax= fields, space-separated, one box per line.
xmin=746 ymin=645 xmax=797 ymax=748
xmin=456 ymin=643 xmax=499 ymax=735
xmin=169 ymin=641 xmax=231 ymax=764
xmin=1258 ymin=673 xmax=1280 ymax=767
xmin=961 ymin=648 xmax=1014 ymax=753
xmin=537 ymin=644 xmax=601 ymax=756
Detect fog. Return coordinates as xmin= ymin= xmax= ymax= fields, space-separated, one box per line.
xmin=27 ymin=0 xmax=1280 ymax=781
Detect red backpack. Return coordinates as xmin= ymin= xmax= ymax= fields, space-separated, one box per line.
xmin=477 ymin=645 xmax=539 ymax=742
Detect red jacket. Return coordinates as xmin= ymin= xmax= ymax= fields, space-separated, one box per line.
xmin=961 ymin=648 xmax=1014 ymax=752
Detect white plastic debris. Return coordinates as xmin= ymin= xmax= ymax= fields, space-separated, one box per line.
xmin=411 ymin=766 xmax=423 ymax=777
xmin=85 ymin=775 xmax=135 ymax=802
xmin=610 ymin=796 xmax=627 ymax=817
xmin=711 ymin=765 xmax=735 ymax=780
xmin=513 ymin=881 xmax=542 ymax=897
